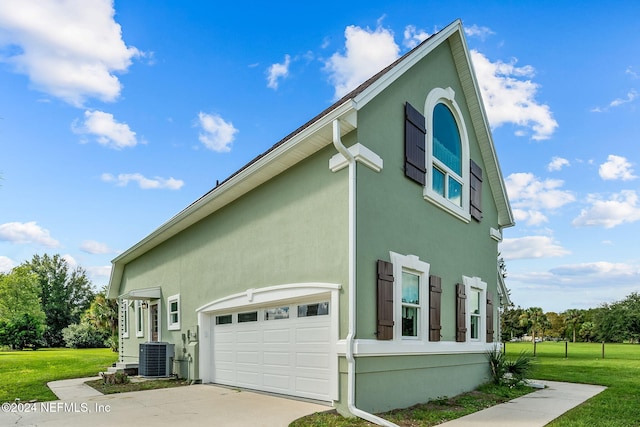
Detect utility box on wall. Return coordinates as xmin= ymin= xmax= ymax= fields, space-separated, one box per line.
xmin=139 ymin=342 xmax=174 ymax=377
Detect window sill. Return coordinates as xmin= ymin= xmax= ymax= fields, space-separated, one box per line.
xmin=168 ymin=324 xmax=181 ymax=331
xmin=423 ymin=189 xmax=470 ymax=223
xmin=336 ymin=339 xmax=496 ymax=356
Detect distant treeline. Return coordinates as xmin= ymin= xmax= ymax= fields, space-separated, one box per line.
xmin=502 ymin=292 xmax=640 ymax=343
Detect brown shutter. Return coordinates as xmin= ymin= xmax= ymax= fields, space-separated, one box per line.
xmin=486 ymin=291 xmax=494 ymax=342
xmin=429 ymin=275 xmax=442 ymax=342
xmin=376 ymin=260 xmax=394 ymax=340
xmin=405 ymin=102 xmax=426 ymax=185
xmin=470 ymin=159 xmax=483 ymax=221
xmin=456 ymin=283 xmax=467 ymax=342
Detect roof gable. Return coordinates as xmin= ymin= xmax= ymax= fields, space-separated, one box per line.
xmin=107 ymin=19 xmax=514 ymax=298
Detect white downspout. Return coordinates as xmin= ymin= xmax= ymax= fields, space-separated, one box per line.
xmin=333 ymin=119 xmax=398 ymax=427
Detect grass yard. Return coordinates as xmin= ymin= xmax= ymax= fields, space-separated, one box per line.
xmin=0 ymin=348 xmax=117 ymax=403
xmin=506 ymin=341 xmax=640 ymax=427
xmin=290 ymin=382 xmax=535 ymax=427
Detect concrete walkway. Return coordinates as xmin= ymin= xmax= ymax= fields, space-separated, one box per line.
xmin=0 ymin=378 xmax=605 ymax=426
xmin=439 ymin=380 xmax=606 ymax=427
xmin=0 ymin=377 xmax=330 ymax=426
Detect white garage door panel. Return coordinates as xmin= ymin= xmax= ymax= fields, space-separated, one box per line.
xmin=263 ymin=328 xmax=289 ymax=343
xmin=212 ymin=302 xmax=332 ymax=401
xmin=296 ymin=377 xmax=329 ymax=397
xmin=296 ymin=326 xmax=330 ymax=342
xmin=297 ymin=352 xmax=329 ymax=369
xmin=236 ymin=351 xmax=259 ymax=364
xmin=263 ymin=351 xmax=290 ymax=366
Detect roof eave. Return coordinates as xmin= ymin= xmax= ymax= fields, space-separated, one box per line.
xmin=448 ymin=24 xmax=515 ymax=229
xmin=107 ymin=100 xmax=357 ymax=298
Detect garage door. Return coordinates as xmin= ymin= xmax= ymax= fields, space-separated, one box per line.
xmin=211 ymin=300 xmax=331 ymax=401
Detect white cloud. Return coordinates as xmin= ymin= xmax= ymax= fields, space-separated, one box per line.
xmin=505 ymin=172 xmax=575 ymax=226
xmin=325 ymin=24 xmax=399 ymax=100
xmin=506 ymin=261 xmax=640 ymax=311
xmin=500 ymin=235 xmax=570 ymax=260
xmin=0 ymin=0 xmax=140 ymax=106
xmin=506 ymin=173 xmax=575 ymax=209
xmin=626 ymin=67 xmax=639 ymax=79
xmin=599 ymin=154 xmax=637 ymax=181
xmin=403 ymin=25 xmax=430 ymax=49
xmin=572 ymin=190 xmax=640 ymax=228
xmin=101 ymin=172 xmax=184 ymax=190
xmin=196 ymin=112 xmax=238 ymax=152
xmin=80 ymin=240 xmax=113 ymax=254
xmin=591 ymin=89 xmax=639 ymax=112
xmin=547 ymin=156 xmax=570 ymax=172
xmin=0 ymin=221 xmax=60 ymax=247
xmin=0 ymin=256 xmax=16 ymax=273
xmin=549 ymin=261 xmax=639 ymax=278
xmin=464 ymin=24 xmax=495 ymax=41
xmin=72 ymin=110 xmax=140 ymax=149
xmin=62 ymin=254 xmax=78 ymax=269
xmin=86 ymin=265 xmax=111 ymax=284
xmin=266 ymin=54 xmax=291 ymax=89
xmin=512 ymin=208 xmax=548 ymax=226
xmin=470 ymin=50 xmax=558 ymax=140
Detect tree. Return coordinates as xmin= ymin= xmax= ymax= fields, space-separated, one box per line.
xmin=579 ymin=321 xmax=596 ymax=342
xmin=84 ymin=289 xmax=118 ymax=338
xmin=501 ymin=306 xmax=527 ymax=341
xmin=563 ymin=309 xmax=583 ymax=343
xmin=0 ymin=266 xmax=46 ymax=349
xmin=519 ymin=307 xmax=550 ymax=342
xmin=83 ymin=288 xmax=119 ymax=351
xmin=545 ymin=311 xmax=566 ymax=340
xmin=24 ymin=254 xmax=95 ymax=347
xmin=621 ymin=293 xmax=640 ymax=343
xmin=0 ymin=313 xmax=45 ymax=350
xmin=594 ymin=303 xmax=627 ymax=343
xmin=594 ymin=293 xmax=640 ymax=343
xmin=0 ymin=266 xmax=45 ymax=322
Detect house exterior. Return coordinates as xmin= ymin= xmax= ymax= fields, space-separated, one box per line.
xmin=107 ymin=19 xmax=514 ymax=419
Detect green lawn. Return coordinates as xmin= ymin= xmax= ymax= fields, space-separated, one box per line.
xmin=0 ymin=348 xmax=117 ymax=403
xmin=505 ymin=341 xmax=640 ymax=427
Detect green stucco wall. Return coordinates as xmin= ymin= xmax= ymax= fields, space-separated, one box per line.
xmin=351 ymin=353 xmax=490 ymax=413
xmin=341 ymin=40 xmax=502 ymax=413
xmin=354 ymin=40 xmax=500 ymax=341
xmin=117 ymin=143 xmax=349 ymax=364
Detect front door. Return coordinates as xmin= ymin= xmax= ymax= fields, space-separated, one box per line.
xmin=150 ymin=302 xmax=159 ymax=342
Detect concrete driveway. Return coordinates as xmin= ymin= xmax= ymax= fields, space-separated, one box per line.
xmin=1 ymin=383 xmax=330 ymax=426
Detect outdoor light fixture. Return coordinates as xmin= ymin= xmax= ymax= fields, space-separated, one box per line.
xmin=141 ymin=301 xmax=149 ymax=309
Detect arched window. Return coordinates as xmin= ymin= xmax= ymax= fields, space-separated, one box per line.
xmin=424 ymin=87 xmax=471 ymax=221
xmin=432 ymin=103 xmax=462 ymax=206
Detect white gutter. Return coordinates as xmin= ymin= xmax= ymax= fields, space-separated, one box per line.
xmin=332 ymin=119 xmax=398 ymax=427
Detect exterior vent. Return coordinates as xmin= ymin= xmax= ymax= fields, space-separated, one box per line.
xmin=139 ymin=342 xmax=175 ymax=377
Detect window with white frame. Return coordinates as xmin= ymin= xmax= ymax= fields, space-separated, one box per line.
xmin=135 ymin=300 xmax=144 ymax=337
xmin=463 ymin=276 xmax=486 ymax=342
xmin=121 ymin=299 xmax=129 ymax=338
xmin=401 ymin=271 xmax=420 ymax=337
xmin=469 ymin=288 xmax=481 ymax=340
xmin=424 ymin=87 xmax=470 ymax=221
xmin=390 ymin=252 xmax=430 ymax=340
xmin=167 ymin=294 xmax=180 ymax=330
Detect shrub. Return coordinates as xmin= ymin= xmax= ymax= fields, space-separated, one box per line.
xmin=100 ymin=371 xmax=129 ymax=385
xmin=0 ymin=313 xmax=46 ymax=350
xmin=105 ymin=334 xmax=119 ymax=352
xmin=62 ymin=323 xmax=108 ymax=349
xmin=487 ymin=346 xmax=533 ymax=386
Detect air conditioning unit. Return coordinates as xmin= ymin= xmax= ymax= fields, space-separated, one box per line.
xmin=139 ymin=342 xmax=175 ymax=377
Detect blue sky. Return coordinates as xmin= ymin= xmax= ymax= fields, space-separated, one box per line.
xmin=1 ymin=1 xmax=639 ymax=313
